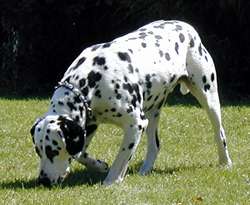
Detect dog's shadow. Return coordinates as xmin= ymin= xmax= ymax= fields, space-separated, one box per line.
xmin=0 ymin=162 xmax=212 ymax=189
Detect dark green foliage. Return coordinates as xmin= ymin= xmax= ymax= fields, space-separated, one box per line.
xmin=1 ymin=0 xmax=249 ymax=96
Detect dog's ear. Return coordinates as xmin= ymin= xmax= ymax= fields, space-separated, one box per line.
xmin=58 ymin=116 xmax=86 ymax=156
xmin=30 ymin=118 xmax=44 ymax=143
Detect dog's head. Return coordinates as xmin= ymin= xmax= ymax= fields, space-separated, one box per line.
xmin=30 ymin=115 xmax=86 ymax=186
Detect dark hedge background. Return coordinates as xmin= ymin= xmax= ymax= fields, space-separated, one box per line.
xmin=0 ymin=0 xmax=250 ymax=99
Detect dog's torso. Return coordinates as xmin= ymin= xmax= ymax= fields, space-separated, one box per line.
xmin=51 ymin=20 xmax=202 ymax=127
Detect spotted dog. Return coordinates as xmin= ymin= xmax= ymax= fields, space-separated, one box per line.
xmin=30 ymin=20 xmax=232 ymax=186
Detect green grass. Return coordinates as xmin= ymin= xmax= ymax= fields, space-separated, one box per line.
xmin=0 ymin=96 xmax=249 ymax=205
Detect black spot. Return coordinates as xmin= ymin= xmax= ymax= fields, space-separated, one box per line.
xmin=117 ymin=52 xmax=131 ymax=63
xmin=128 ymin=143 xmax=135 ymax=150
xmin=131 ymin=95 xmax=137 ymax=108
xmin=79 ymin=78 xmax=86 ymax=88
xmin=204 ymin=84 xmax=211 ymax=92
xmin=175 ymin=25 xmax=182 ymax=31
xmin=52 ymin=140 xmax=58 ymax=146
xmin=116 ymin=113 xmax=122 ymax=117
xmin=145 ymin=74 xmax=152 ymax=89
xmin=205 ymin=56 xmax=208 ymax=62
xmin=141 ymin=42 xmax=147 ymax=48
xmin=87 ymin=71 xmax=102 ymax=88
xmin=124 ymin=76 xmax=128 ymax=82
xmin=45 ymin=145 xmax=59 ymax=163
xmin=86 ymin=124 xmax=97 ymax=137
xmin=45 ymin=135 xmax=49 ymax=141
xmin=67 ymin=102 xmax=77 ymax=111
xmin=81 ymin=87 xmax=89 ymax=96
xmin=138 ymin=125 xmax=142 ymax=130
xmin=190 ymin=38 xmax=195 ymax=47
xmin=64 ymin=91 xmax=70 ymax=95
xmin=128 ymin=49 xmax=133 ymax=53
xmin=95 ymin=90 xmax=102 ymax=98
xmin=159 ymin=50 xmax=163 ymax=57
xmin=211 ymin=73 xmax=215 ymax=82
xmin=116 ymin=93 xmax=122 ymax=99
xmin=58 ymin=101 xmax=64 ymax=106
xmin=128 ymin=64 xmax=134 ymax=73
xmin=170 ymin=74 xmax=176 ymax=83
xmin=72 ymin=57 xmax=86 ymax=70
xmin=179 ymin=33 xmax=185 ymax=43
xmin=128 ymin=37 xmax=137 ymax=41
xmin=165 ymin=53 xmax=171 ymax=61
xmin=93 ymin=56 xmax=106 ymax=66
xmin=198 ymin=43 xmax=203 ymax=56
xmin=46 ymin=129 xmax=50 ymax=134
xmin=75 ymin=115 xmax=80 ymax=122
xmin=155 ymin=35 xmax=162 ymax=40
xmin=155 ymin=130 xmax=160 ymax=148
xmin=223 ymin=140 xmax=227 ymax=147
xmin=102 ymin=43 xmax=111 ymax=48
xmin=133 ymin=83 xmax=141 ymax=103
xmin=73 ymin=96 xmax=81 ymax=103
xmin=111 ymin=108 xmax=116 ymax=112
xmin=155 ymin=42 xmax=160 ymax=47
xmin=127 ymin=106 xmax=133 ymax=113
xmin=91 ymin=44 xmax=101 ymax=51
xmin=175 ymin=42 xmax=179 ymax=55
xmin=123 ymin=83 xmax=134 ymax=94
xmin=202 ymin=75 xmax=207 ymax=84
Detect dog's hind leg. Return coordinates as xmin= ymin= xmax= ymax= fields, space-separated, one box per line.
xmin=139 ymin=109 xmax=160 ymax=175
xmin=182 ymin=40 xmax=232 ymax=167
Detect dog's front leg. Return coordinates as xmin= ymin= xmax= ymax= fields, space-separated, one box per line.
xmin=76 ymin=152 xmax=109 ymax=173
xmin=76 ymin=123 xmax=109 ymax=172
xmin=103 ymin=123 xmax=145 ymax=186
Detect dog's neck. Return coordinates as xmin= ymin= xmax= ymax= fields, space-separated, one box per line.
xmin=47 ymin=85 xmax=90 ymax=128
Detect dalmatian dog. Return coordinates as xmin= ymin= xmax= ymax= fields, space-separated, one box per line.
xmin=30 ymin=20 xmax=232 ymax=186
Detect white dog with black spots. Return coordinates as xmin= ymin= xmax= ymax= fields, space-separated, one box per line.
xmin=30 ymin=20 xmax=232 ymax=186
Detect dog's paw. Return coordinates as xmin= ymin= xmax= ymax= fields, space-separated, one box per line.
xmin=102 ymin=176 xmax=123 ymax=186
xmin=95 ymin=160 xmax=109 ymax=173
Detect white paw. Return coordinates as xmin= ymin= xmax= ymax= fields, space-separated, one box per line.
xmin=103 ymin=176 xmax=123 ymax=186
xmin=219 ymin=156 xmax=233 ymax=169
xmin=139 ymin=163 xmax=152 ymax=176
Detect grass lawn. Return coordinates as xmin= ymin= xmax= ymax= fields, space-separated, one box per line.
xmin=0 ymin=95 xmax=249 ymax=204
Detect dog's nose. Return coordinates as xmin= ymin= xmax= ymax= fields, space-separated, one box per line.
xmin=37 ymin=176 xmax=51 ymax=187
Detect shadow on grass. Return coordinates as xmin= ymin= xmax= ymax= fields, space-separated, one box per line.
xmin=0 ymin=162 xmax=214 ymax=189
xmin=0 ymin=169 xmax=107 ymax=190
xmin=61 ymin=168 xmax=107 ymax=187
xmin=0 ymin=178 xmax=38 ymax=190
xmin=127 ymin=161 xmax=214 ymax=176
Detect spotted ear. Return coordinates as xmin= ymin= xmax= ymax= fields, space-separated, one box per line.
xmin=30 ymin=118 xmax=44 ymax=143
xmin=58 ymin=116 xmax=86 ymax=156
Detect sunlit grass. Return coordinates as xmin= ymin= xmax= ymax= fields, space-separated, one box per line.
xmin=0 ymin=97 xmax=249 ymax=204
